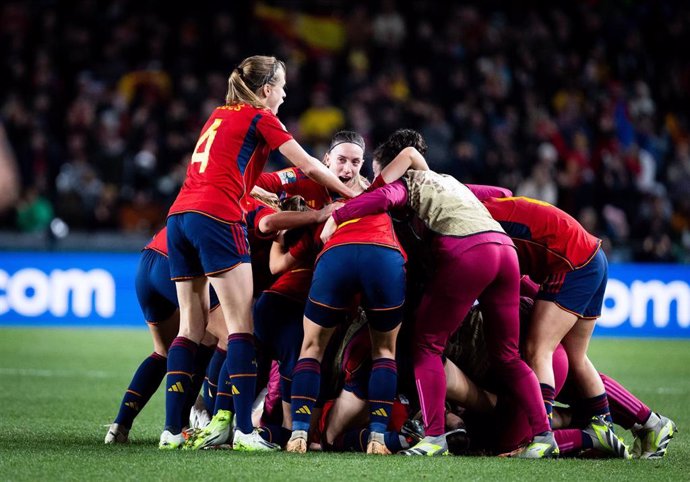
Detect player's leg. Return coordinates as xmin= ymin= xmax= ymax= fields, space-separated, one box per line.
xmin=207 ymin=263 xmax=277 ymax=451
xmin=403 ymin=242 xmax=487 ymax=456
xmin=107 ymin=249 xmax=179 ymax=444
xmin=479 ymin=243 xmax=555 ymax=458
xmin=359 ymin=246 xmax=406 ymax=455
xmin=288 ymin=246 xmax=356 ymax=453
xmin=160 ymin=213 xmax=210 ymax=448
xmin=200 ymin=305 xmax=227 ymax=414
xmin=106 ymin=316 xmax=178 ymax=444
xmin=287 ymin=316 xmax=338 ymax=453
xmin=524 ymin=301 xmax=577 ymax=426
xmin=599 ymin=372 xmax=677 ymax=458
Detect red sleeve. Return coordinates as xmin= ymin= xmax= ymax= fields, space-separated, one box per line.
xmin=256 ymin=171 xmax=283 ymax=192
xmin=256 ymin=167 xmax=306 ymax=196
xmin=252 ymin=203 xmax=278 ymax=240
xmin=466 ymin=184 xmax=513 ymax=201
xmin=332 ymin=179 xmax=408 ymax=224
xmin=256 ymin=112 xmax=293 ymax=150
xmin=288 ymin=230 xmax=316 ymax=261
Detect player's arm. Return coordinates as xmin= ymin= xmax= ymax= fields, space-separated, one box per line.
xmin=380 ymin=146 xmax=430 ymax=184
xmin=269 ymin=233 xmax=298 ymax=275
xmin=251 ymin=182 xmax=281 ymax=201
xmin=269 ymin=228 xmax=317 ymax=275
xmin=321 ymin=180 xmax=408 ymax=243
xmin=466 ymin=184 xmax=513 ymax=201
xmin=333 ymin=180 xmax=408 ymax=224
xmin=258 ymin=203 xmax=340 ymax=234
xmin=278 ymin=139 xmax=357 ymax=199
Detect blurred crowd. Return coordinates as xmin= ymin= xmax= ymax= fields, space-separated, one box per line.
xmin=1 ymin=0 xmax=689 ymax=261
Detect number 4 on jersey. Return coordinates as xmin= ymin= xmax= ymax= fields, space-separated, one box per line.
xmin=191 ymin=118 xmax=222 ymax=173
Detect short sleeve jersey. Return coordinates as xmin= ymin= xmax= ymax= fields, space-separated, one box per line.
xmin=482 ymin=196 xmax=602 ymax=282
xmin=168 ymin=104 xmax=293 ymax=223
xmin=256 ymin=167 xmax=338 ymax=210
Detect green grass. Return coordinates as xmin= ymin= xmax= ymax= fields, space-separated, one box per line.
xmin=0 ymin=328 xmax=689 ymax=481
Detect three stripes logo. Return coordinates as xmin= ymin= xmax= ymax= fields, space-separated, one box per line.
xmin=231 ymin=385 xmax=240 ymax=395
xmin=167 ymin=381 xmax=184 ymax=393
xmin=295 ymin=405 xmax=311 ymax=415
xmin=372 ymin=408 xmax=388 ymax=418
xmin=124 ymin=401 xmax=140 ymax=411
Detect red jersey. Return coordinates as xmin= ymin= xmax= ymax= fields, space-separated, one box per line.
xmin=145 ymin=227 xmax=168 ymax=256
xmin=265 ymin=227 xmax=321 ymax=303
xmin=257 ymin=167 xmax=340 ymax=209
xmin=243 ymin=197 xmax=280 ymax=294
xmin=320 ymin=210 xmax=406 ymax=262
xmin=481 ymin=196 xmax=601 ymax=283
xmin=168 ymin=104 xmax=293 ymax=223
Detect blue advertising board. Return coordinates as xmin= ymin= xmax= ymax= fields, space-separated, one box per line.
xmin=0 ymin=252 xmax=688 ymax=337
xmin=596 ymin=263 xmax=690 ymax=338
xmin=0 ymin=252 xmax=142 ymax=328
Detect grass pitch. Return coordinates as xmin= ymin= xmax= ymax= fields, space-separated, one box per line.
xmin=1 ymin=328 xmax=689 ymax=481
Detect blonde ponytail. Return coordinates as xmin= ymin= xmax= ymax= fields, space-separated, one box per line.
xmin=226 ymin=55 xmax=285 ymax=108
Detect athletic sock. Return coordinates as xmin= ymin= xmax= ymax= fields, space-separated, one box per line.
xmin=203 ymin=347 xmax=226 ymax=414
xmin=114 ymin=352 xmax=167 ymax=428
xmin=368 ymin=358 xmax=397 ymax=434
xmin=214 ymin=361 xmax=235 ymax=414
xmin=226 ymin=333 xmax=257 ymax=434
xmin=581 ymin=392 xmax=612 ymax=424
xmin=182 ymin=343 xmax=215 ymax=418
xmin=540 ymin=383 xmax=556 ymax=427
xmin=164 ymin=337 xmax=198 ymax=434
xmin=290 ymin=358 xmax=321 ymax=432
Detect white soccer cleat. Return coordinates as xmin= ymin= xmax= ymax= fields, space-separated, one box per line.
xmin=583 ymin=416 xmax=631 ymax=459
xmin=158 ymin=430 xmax=185 ymax=450
xmin=189 ymin=396 xmax=211 ymax=429
xmin=233 ymin=428 xmax=281 ymax=452
xmin=104 ymin=423 xmax=129 ymax=444
xmin=633 ymin=413 xmax=677 ymax=459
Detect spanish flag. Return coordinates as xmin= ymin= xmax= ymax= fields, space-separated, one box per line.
xmin=254 ymin=3 xmax=346 ymax=54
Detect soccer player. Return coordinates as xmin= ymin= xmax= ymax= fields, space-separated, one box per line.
xmin=186 ymin=197 xmax=338 ymax=449
xmin=444 ymin=300 xmax=675 ymax=459
xmin=256 ymin=130 xmax=369 ymax=210
xmin=469 ymin=186 xmax=627 ymax=449
xmin=323 ymin=129 xmax=557 ymax=458
xmin=161 ymin=55 xmax=355 ymax=450
xmin=104 ymin=227 xmax=224 ymax=444
xmin=286 ymin=181 xmax=407 ymax=455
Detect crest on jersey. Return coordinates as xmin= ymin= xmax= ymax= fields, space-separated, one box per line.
xmin=278 ymin=169 xmax=297 ymax=185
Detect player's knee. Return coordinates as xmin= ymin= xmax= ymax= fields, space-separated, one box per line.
xmin=524 ymin=341 xmax=553 ymax=367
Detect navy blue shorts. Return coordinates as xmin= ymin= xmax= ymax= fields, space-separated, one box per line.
xmin=305 ymin=244 xmax=405 ymax=332
xmin=253 ymin=291 xmax=304 ymax=402
xmin=167 ymin=212 xmax=251 ymax=280
xmin=536 ymin=248 xmax=608 ymax=319
xmin=135 ymin=248 xmax=220 ymax=324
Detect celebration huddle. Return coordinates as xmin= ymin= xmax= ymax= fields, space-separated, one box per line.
xmin=104 ymin=55 xmax=676 ymax=460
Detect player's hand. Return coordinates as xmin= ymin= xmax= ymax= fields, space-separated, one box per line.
xmin=316 ymin=202 xmax=344 ymax=222
xmin=251 ymin=186 xmax=280 ymax=204
xmin=320 ymin=216 xmax=337 ymax=244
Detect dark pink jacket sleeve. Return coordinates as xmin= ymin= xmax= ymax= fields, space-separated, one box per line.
xmin=466 ymin=184 xmax=513 ymax=201
xmin=332 ymin=179 xmax=408 ymax=224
